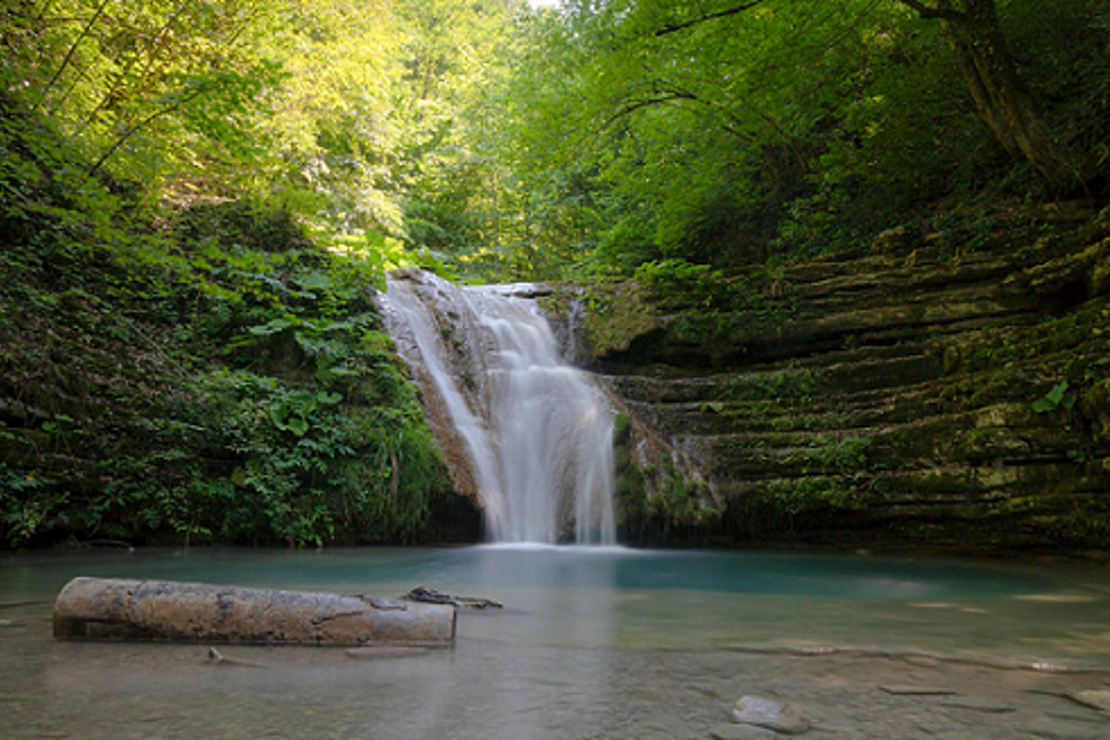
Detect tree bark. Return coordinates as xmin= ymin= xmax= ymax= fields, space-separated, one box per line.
xmin=901 ymin=0 xmax=1092 ymax=191
xmin=53 ymin=577 xmax=457 ymax=646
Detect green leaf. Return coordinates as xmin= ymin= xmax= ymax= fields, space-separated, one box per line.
xmin=1048 ymin=380 xmax=1070 ymax=403
xmin=269 ymin=402 xmax=290 ymax=428
xmin=1032 ymin=381 xmax=1070 ymax=413
xmin=318 ymin=391 xmax=344 ymax=405
xmin=295 ymin=271 xmax=331 ymax=291
xmin=249 ymin=316 xmax=299 ymax=336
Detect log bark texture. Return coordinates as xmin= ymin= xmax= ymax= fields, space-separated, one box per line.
xmin=53 ymin=577 xmax=456 ymax=646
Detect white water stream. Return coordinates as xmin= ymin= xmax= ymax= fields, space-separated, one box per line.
xmin=379 ymin=270 xmax=615 ymax=545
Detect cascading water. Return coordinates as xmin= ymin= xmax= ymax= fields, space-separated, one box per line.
xmin=379 ymin=269 xmax=616 ymax=545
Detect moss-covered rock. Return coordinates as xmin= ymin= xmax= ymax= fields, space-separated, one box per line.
xmin=580 ymin=211 xmax=1110 ymax=556
xmin=538 ymin=281 xmax=661 ymax=366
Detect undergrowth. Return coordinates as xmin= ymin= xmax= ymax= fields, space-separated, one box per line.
xmin=0 ymin=94 xmax=466 ymax=549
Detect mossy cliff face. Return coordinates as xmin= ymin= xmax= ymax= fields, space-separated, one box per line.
xmin=0 ymin=201 xmax=477 ymax=549
xmin=538 ymin=281 xmax=661 ymax=367
xmin=555 ymin=209 xmax=1110 ymax=556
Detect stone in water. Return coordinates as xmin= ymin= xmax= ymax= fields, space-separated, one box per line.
xmin=940 ymin=696 xmax=1015 ymax=713
xmin=1067 ymin=690 xmax=1110 ymax=712
xmin=879 ymin=684 xmax=957 ymax=696
xmin=710 ymin=724 xmax=777 ymax=739
xmin=732 ymin=696 xmax=811 ymax=735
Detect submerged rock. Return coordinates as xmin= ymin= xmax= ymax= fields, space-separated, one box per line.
xmin=731 ymin=695 xmax=811 ymax=735
xmin=345 ymin=646 xmax=433 ymax=660
xmin=1026 ymin=716 xmax=1105 ymax=740
xmin=940 ymin=696 xmax=1015 ymax=713
xmin=879 ymin=685 xmax=958 ymax=696
xmin=710 ymin=723 xmax=777 ymax=739
xmin=1067 ymin=689 xmax=1110 ymax=712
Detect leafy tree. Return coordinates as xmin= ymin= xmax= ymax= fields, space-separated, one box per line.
xmin=392 ymin=0 xmax=525 ymax=269
xmin=486 ymin=0 xmax=1109 ymax=274
xmin=0 ymin=1 xmax=468 ymax=548
xmin=898 ymin=0 xmax=1099 ymax=192
xmin=4 ymin=0 xmax=280 ymax=194
xmin=247 ymin=0 xmax=404 ymax=235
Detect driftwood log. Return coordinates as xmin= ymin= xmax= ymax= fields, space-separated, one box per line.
xmin=53 ymin=577 xmax=456 ymax=646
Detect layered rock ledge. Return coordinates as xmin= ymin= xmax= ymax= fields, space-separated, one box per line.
xmin=545 ymin=213 xmax=1110 ymax=555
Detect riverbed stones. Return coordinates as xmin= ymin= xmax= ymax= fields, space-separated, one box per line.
xmin=878 ymin=684 xmax=957 ymax=696
xmin=939 ymin=696 xmax=1015 ymax=713
xmin=709 ymin=723 xmax=776 ymax=739
xmin=1067 ymin=689 xmax=1110 ymax=712
xmin=731 ymin=695 xmax=810 ymax=735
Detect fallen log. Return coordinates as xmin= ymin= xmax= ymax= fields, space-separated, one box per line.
xmin=53 ymin=577 xmax=455 ymax=646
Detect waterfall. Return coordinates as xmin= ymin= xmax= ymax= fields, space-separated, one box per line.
xmin=379 ymin=269 xmax=616 ymax=545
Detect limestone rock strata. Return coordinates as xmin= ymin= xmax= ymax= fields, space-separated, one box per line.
xmin=563 ymin=221 xmax=1110 ymax=554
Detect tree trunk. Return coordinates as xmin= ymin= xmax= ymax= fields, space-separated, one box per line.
xmin=910 ymin=0 xmax=1092 ymax=191
xmin=53 ymin=577 xmax=457 ymax=646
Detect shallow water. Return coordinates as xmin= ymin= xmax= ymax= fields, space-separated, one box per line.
xmin=3 ymin=546 xmax=1110 ymax=739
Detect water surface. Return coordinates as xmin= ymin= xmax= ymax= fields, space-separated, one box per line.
xmin=3 ymin=547 xmax=1110 ymax=739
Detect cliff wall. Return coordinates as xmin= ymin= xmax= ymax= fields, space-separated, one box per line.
xmin=547 ymin=210 xmax=1110 ymax=556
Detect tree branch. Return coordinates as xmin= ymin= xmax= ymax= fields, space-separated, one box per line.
xmin=655 ymin=1 xmax=764 ymax=37
xmin=602 ymin=92 xmax=696 ymax=129
xmin=33 ymin=0 xmax=112 ymax=112
xmin=897 ymin=0 xmax=965 ymax=22
xmin=86 ymin=86 xmax=206 ymax=176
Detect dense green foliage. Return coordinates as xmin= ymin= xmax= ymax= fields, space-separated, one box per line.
xmin=400 ymin=0 xmax=1110 ymax=282
xmin=9 ymin=1 xmax=1107 ymax=282
xmin=0 ymin=92 xmax=465 ymax=548
xmin=0 ymin=0 xmax=525 ymax=548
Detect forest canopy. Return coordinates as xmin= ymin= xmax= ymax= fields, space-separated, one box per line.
xmin=496 ymin=0 xmax=1110 ymax=276
xmin=4 ymin=0 xmax=1108 ymax=279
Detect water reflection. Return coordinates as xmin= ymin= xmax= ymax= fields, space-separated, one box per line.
xmin=417 ymin=545 xmax=619 ymax=737
xmin=464 ymin=544 xmax=619 ymax=647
